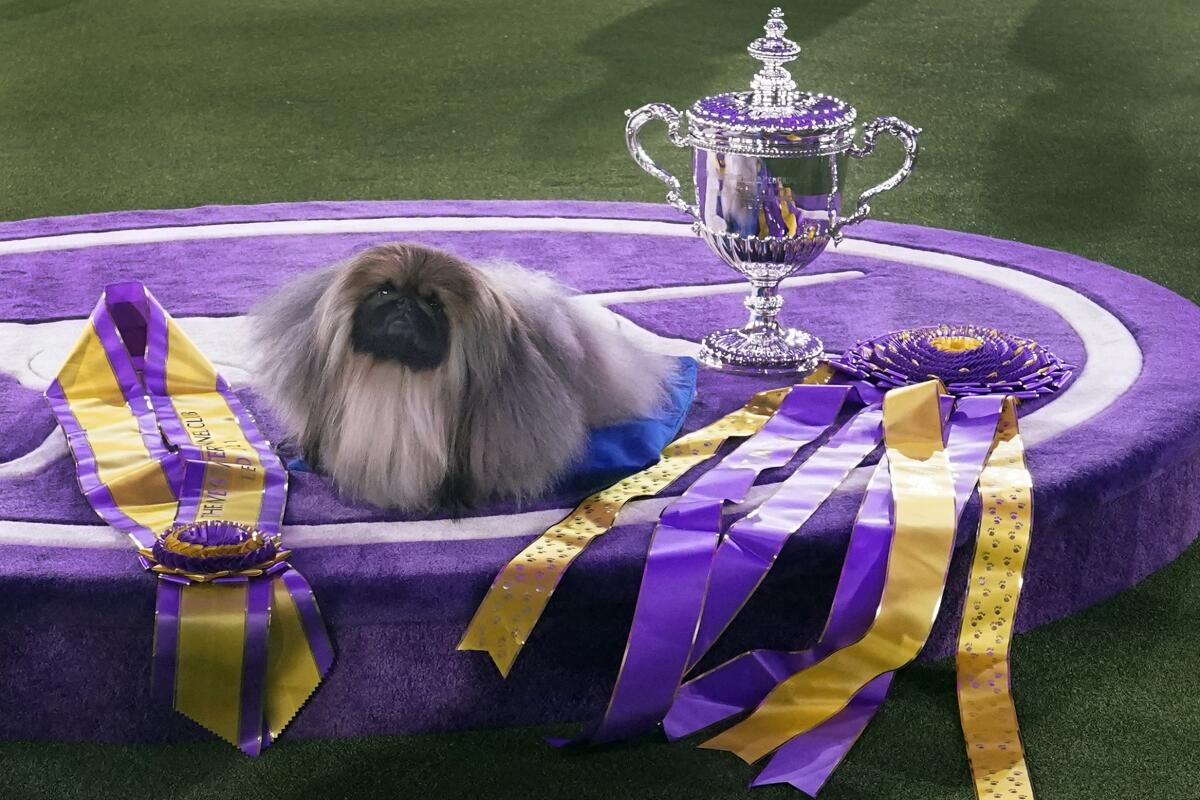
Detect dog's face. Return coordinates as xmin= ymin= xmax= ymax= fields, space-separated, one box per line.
xmin=351 ymin=281 xmax=450 ymax=369
xmin=333 ymin=244 xmax=482 ymax=371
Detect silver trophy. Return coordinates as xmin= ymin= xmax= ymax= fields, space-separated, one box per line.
xmin=625 ymin=8 xmax=920 ymax=375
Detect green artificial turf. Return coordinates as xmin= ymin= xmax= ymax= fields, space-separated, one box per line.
xmin=1 ymin=0 xmax=1199 ymax=797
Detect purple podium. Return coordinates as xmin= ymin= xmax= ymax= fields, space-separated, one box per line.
xmin=1 ymin=200 xmax=1197 ymax=745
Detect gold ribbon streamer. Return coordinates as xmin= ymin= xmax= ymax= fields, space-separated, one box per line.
xmin=956 ymin=398 xmax=1035 ymax=800
xmin=174 ymin=582 xmax=249 ymax=744
xmin=702 ymin=379 xmax=956 ymax=762
xmin=459 ymin=365 xmax=836 ymax=676
xmin=266 ymin=577 xmax=326 ymax=738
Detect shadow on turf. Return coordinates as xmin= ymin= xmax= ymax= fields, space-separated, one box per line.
xmin=0 ymin=0 xmax=79 ymax=23
xmin=525 ymin=0 xmax=874 ymax=192
xmin=981 ymin=0 xmax=1151 ymax=247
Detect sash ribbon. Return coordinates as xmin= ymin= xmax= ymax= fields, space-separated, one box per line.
xmin=47 ymin=282 xmax=332 ymax=755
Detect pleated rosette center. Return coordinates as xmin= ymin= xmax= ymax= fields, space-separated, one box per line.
xmin=141 ymin=520 xmax=289 ymax=582
xmin=830 ymin=324 xmax=1074 ymax=398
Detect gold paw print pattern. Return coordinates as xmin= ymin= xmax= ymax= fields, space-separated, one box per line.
xmin=458 ymin=365 xmax=834 ymax=676
xmin=955 ymin=398 xmax=1036 ymax=800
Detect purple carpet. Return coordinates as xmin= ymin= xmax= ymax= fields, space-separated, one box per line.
xmin=1 ymin=199 xmax=1198 ymax=745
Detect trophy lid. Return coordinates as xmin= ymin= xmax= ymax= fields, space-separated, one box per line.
xmin=687 ymin=8 xmax=856 ymax=154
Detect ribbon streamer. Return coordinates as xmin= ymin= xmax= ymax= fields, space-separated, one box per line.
xmin=664 ymin=396 xmax=1001 ymax=738
xmin=664 ymin=457 xmax=892 ymax=741
xmin=459 ymin=366 xmax=835 ymax=676
xmin=749 ymin=397 xmax=1032 ymax=795
xmin=48 ymin=282 xmax=332 ymax=755
xmin=685 ymin=401 xmax=885 ymax=673
xmin=566 ymin=383 xmax=854 ymax=744
xmin=524 ymin=367 xmax=1036 ymax=797
xmin=663 ymin=389 xmax=1036 ymax=798
xmin=956 ymin=398 xmax=1035 ymax=800
xmin=750 ymin=671 xmax=894 ymax=791
xmin=700 ymin=380 xmax=956 ymax=763
xmin=739 ymin=397 xmax=1005 ymax=793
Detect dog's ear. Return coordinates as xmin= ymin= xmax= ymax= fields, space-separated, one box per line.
xmin=251 ymin=265 xmax=341 ymax=460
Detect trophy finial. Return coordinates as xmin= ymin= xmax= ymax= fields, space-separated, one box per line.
xmin=765 ymin=7 xmax=787 ymax=36
xmin=748 ymin=8 xmax=801 ymax=112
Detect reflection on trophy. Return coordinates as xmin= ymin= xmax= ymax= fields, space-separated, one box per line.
xmin=625 ymin=7 xmax=920 ymax=375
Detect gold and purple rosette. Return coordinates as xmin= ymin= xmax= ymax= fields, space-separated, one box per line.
xmin=145 ymin=520 xmax=287 ymax=581
xmin=831 ymin=324 xmax=1073 ymax=398
xmin=142 ymin=521 xmax=332 ymax=756
xmin=46 ymin=282 xmax=332 ymax=755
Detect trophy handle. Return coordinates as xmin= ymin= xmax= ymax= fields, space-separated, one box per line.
xmin=830 ymin=115 xmax=921 ymax=241
xmin=624 ymin=103 xmax=699 ymax=220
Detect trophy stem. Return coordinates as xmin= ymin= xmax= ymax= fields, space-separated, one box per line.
xmin=745 ymin=279 xmax=785 ymax=331
xmin=697 ymin=276 xmax=824 ymax=376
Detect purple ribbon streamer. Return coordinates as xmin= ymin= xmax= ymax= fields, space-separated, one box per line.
xmin=662 ymin=458 xmax=895 ymax=741
xmin=280 ymin=568 xmax=336 ymax=674
xmin=151 ymin=578 xmax=183 ymax=707
xmin=663 ymin=396 xmax=1005 ymax=793
xmin=755 ymin=397 xmax=1005 ymax=793
xmin=750 ymin=673 xmax=893 ymax=793
xmin=237 ymin=576 xmax=274 ymax=756
xmin=561 ymin=384 xmax=854 ymax=745
xmin=686 ymin=404 xmax=885 ymax=672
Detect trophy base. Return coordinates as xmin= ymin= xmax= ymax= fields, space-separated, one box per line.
xmin=697 ymin=326 xmax=825 ymax=376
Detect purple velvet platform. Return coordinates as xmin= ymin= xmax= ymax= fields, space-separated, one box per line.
xmin=1 ymin=200 xmax=1198 ymax=746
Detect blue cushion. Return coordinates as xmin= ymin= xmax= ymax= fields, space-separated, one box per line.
xmin=555 ymin=356 xmax=698 ymax=494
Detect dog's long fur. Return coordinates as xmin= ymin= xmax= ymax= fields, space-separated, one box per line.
xmin=252 ymin=243 xmax=675 ymax=510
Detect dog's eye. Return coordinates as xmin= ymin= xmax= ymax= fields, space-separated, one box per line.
xmin=374 ymin=285 xmax=393 ymax=297
xmin=425 ymin=294 xmax=443 ymax=311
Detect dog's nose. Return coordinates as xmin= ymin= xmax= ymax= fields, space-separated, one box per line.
xmin=386 ymin=292 xmax=435 ymax=339
xmin=387 ymin=303 xmax=415 ymax=331
xmin=387 ymin=291 xmax=418 ymax=314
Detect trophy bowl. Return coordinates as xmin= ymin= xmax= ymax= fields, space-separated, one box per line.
xmin=625 ymin=8 xmax=920 ymax=376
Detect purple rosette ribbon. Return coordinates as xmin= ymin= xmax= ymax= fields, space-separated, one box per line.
xmin=147 ymin=523 xmax=330 ymax=756
xmin=830 ymin=324 xmax=1073 ymax=398
xmin=534 ymin=325 xmax=1050 ymax=794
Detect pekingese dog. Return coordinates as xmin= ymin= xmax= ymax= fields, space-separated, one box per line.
xmin=252 ymin=243 xmax=675 ymax=510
